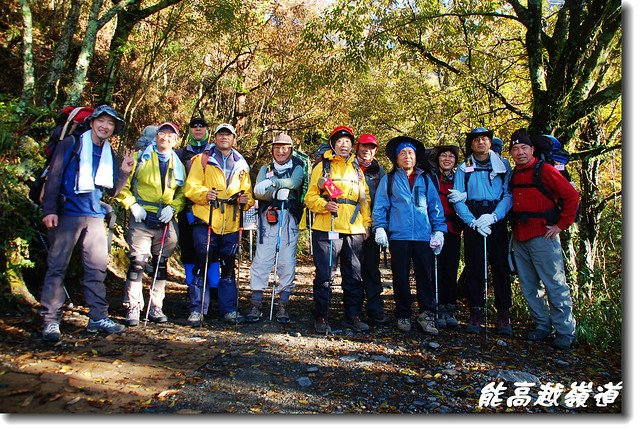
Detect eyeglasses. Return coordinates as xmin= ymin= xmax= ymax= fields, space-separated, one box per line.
xmin=157 ymin=132 xmax=177 ymax=139
xmin=190 ymin=123 xmax=206 ymax=128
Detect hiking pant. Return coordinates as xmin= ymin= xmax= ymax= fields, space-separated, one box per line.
xmin=513 ymin=235 xmax=576 ymax=339
xmin=434 ymin=232 xmax=461 ymax=307
xmin=249 ymin=210 xmax=298 ymax=298
xmin=40 ymin=216 xmax=109 ymax=324
xmin=311 ymin=230 xmax=365 ymax=319
xmin=178 ymin=209 xmax=220 ymax=288
xmin=463 ymin=219 xmax=512 ymax=312
xmin=362 ymin=233 xmax=385 ymax=318
xmin=190 ymin=225 xmax=238 ymax=316
xmin=124 ymin=219 xmax=178 ymax=312
xmin=389 ymin=240 xmax=436 ymax=319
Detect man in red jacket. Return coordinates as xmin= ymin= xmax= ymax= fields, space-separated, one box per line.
xmin=508 ymin=128 xmax=580 ymax=350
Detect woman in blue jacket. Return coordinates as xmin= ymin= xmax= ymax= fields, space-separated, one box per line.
xmin=372 ymin=136 xmax=447 ymax=335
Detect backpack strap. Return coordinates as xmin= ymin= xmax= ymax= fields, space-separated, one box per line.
xmin=509 ymin=159 xmax=562 ymax=223
xmin=131 ymin=149 xmax=165 ymax=211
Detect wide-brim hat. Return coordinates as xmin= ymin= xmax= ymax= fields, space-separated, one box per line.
xmin=465 ymin=127 xmax=493 ymax=154
xmin=385 ymin=136 xmax=426 ymax=166
xmin=433 ymin=144 xmax=460 ymax=161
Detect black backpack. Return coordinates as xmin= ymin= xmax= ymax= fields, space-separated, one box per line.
xmin=508 ymin=159 xmax=579 ymax=225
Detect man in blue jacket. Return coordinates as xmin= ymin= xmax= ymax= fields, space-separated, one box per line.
xmin=372 ymin=136 xmax=447 ymax=334
xmin=452 ymin=127 xmax=513 ymax=336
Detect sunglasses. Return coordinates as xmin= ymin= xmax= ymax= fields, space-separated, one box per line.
xmin=191 ymin=123 xmax=206 ymax=128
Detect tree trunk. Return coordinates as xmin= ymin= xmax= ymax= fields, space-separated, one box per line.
xmin=100 ymin=4 xmax=140 ymax=105
xmin=42 ymin=0 xmax=84 ymax=109
xmin=65 ymin=0 xmax=104 ymax=106
xmin=19 ymin=0 xmax=34 ymax=111
xmin=5 ymin=239 xmax=39 ymax=308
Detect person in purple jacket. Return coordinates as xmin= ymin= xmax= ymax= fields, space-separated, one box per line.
xmin=39 ymin=105 xmax=134 ymax=342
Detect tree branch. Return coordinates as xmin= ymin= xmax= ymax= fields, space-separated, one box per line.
xmin=572 ymin=143 xmax=621 ymax=160
xmin=594 ymin=189 xmax=622 ymax=214
xmin=568 ymin=79 xmax=622 ymax=124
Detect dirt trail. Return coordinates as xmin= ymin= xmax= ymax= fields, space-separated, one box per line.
xmin=0 ymin=256 xmax=623 ymax=414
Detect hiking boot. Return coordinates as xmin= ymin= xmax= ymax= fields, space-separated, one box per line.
xmin=397 ymin=318 xmax=411 ymax=332
xmin=246 ymin=303 xmax=262 ymax=323
xmin=223 ymin=311 xmax=246 ymax=324
xmin=42 ymin=322 xmax=61 ymax=342
xmin=314 ymin=317 xmax=331 ymax=334
xmin=436 ymin=305 xmax=447 ymax=329
xmin=444 ymin=304 xmax=459 ymax=328
xmin=368 ymin=313 xmax=390 ymax=324
xmin=275 ymin=302 xmax=290 ymax=324
xmin=124 ymin=304 xmax=140 ymax=327
xmin=148 ymin=307 xmax=168 ymax=323
xmin=466 ymin=307 xmax=483 ymax=335
xmin=343 ymin=316 xmax=370 ymax=332
xmin=526 ymin=328 xmax=552 ymax=342
xmin=553 ymin=335 xmax=574 ymax=350
xmin=496 ymin=310 xmax=513 ymax=336
xmin=187 ymin=311 xmax=204 ymax=326
xmin=417 ymin=310 xmax=439 ymax=335
xmin=87 ymin=318 xmax=126 ymax=334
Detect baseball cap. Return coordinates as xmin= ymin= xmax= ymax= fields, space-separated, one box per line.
xmin=214 ymin=123 xmax=236 ymax=135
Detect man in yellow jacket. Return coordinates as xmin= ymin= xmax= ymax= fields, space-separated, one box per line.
xmin=116 ymin=122 xmax=186 ymax=326
xmin=184 ymin=123 xmax=254 ymax=325
xmin=304 ymin=125 xmax=372 ymax=334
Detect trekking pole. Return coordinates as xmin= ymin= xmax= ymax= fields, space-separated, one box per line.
xmin=33 ymin=220 xmax=73 ymax=308
xmin=144 ymin=223 xmax=168 ymax=327
xmin=235 ymin=192 xmax=245 ymax=325
xmin=484 ymin=235 xmax=489 ymax=339
xmin=269 ymin=200 xmax=286 ymax=321
xmin=201 ymin=195 xmax=216 ymax=327
xmin=382 ymin=245 xmax=388 ymax=268
xmin=328 ymin=198 xmax=337 ymax=271
xmin=308 ymin=209 xmax=313 ymax=256
xmin=434 ymin=253 xmax=439 ymax=324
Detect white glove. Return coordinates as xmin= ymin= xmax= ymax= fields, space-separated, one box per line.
xmin=130 ymin=203 xmax=147 ymax=223
xmin=254 ymin=179 xmax=273 ymax=196
xmin=430 ymin=231 xmax=445 ymax=255
xmin=477 ymin=224 xmax=492 ymax=237
xmin=274 ymin=188 xmax=290 ymax=201
xmin=475 ymin=213 xmax=498 ymax=230
xmin=448 ymin=189 xmax=467 ymax=203
xmin=374 ymin=228 xmax=389 ymax=248
xmin=158 ymin=205 xmax=175 ymax=223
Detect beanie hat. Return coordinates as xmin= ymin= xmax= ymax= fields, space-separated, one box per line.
xmin=509 ymin=128 xmax=533 ymax=150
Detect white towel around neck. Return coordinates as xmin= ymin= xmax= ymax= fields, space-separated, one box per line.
xmin=75 ymin=130 xmax=114 ymax=193
xmin=469 ymin=150 xmax=507 ymax=181
xmin=139 ymin=142 xmax=186 ymax=186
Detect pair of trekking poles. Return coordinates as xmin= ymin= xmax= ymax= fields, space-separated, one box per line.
xmin=199 ymin=190 xmax=253 ymax=326
xmin=434 ymin=236 xmax=488 ymax=339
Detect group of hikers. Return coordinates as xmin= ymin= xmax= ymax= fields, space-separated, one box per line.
xmin=37 ymin=104 xmax=580 ymax=351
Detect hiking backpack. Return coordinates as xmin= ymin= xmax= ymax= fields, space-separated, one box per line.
xmin=531 ymin=134 xmax=573 ymax=183
xmin=29 ymin=106 xmax=94 ymax=205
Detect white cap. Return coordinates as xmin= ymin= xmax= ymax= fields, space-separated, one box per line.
xmin=214 ymin=123 xmax=236 ymax=136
